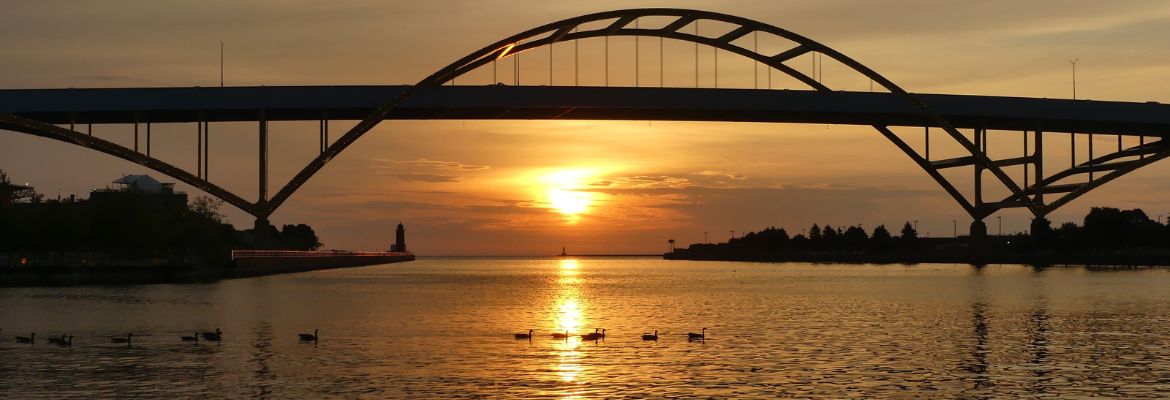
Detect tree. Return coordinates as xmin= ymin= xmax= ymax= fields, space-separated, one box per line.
xmin=843 ymin=225 xmax=868 ymax=249
xmin=280 ymin=224 xmax=322 ymax=250
xmin=808 ymin=224 xmax=822 ymax=241
xmin=189 ymin=196 xmax=225 ymax=223
xmin=900 ymin=221 xmax=918 ymax=240
xmin=822 ymin=225 xmax=840 ymax=250
xmin=870 ymin=224 xmax=893 ymax=253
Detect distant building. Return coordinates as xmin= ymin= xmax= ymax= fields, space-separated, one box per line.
xmin=89 ymin=174 xmax=187 ymax=211
xmin=390 ymin=222 xmax=406 ymax=252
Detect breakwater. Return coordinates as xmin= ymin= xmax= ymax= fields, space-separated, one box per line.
xmin=0 ymin=250 xmax=414 ymax=286
xmin=228 ymin=250 xmax=415 ymax=278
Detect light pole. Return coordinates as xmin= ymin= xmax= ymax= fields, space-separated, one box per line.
xmin=913 ymin=220 xmax=919 ymax=233
xmin=703 ymin=231 xmax=709 ymax=244
xmin=1069 ymin=58 xmax=1078 ymax=100
xmin=952 ymin=220 xmax=957 ymax=238
xmin=996 ymin=216 xmax=1003 ymax=236
xmin=730 ymin=230 xmax=736 ymax=240
xmin=219 ymin=41 xmax=224 ymax=87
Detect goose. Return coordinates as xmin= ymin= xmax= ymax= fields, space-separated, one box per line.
xmin=551 ymin=330 xmax=570 ymax=340
xmin=180 ymin=332 xmax=199 ymax=342
xmin=52 ymin=335 xmax=73 ymax=347
xmin=514 ymin=329 xmax=533 ymax=340
xmin=111 ymin=332 xmax=133 ymax=345
xmin=47 ymin=334 xmax=68 ymax=345
xmin=201 ymin=328 xmax=222 ymax=342
xmin=687 ymin=327 xmax=707 ymax=341
xmin=642 ymin=330 xmax=659 ymax=341
xmin=15 ymin=332 xmax=35 ymax=344
xmin=582 ymin=328 xmax=606 ymax=341
xmin=298 ymin=329 xmax=319 ymax=342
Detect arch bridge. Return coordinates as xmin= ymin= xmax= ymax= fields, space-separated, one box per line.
xmin=2 ymin=8 xmax=1169 ymax=235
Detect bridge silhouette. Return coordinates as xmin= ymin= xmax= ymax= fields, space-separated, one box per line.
xmin=2 ymin=8 xmax=1168 ymax=235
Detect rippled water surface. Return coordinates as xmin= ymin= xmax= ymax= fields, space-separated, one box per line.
xmin=3 ymin=258 xmax=1170 ymax=398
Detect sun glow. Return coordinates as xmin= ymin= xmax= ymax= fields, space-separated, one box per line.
xmin=536 ymin=169 xmax=597 ymax=223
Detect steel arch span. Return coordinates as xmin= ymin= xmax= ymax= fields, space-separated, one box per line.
xmin=4 ymin=8 xmax=1168 ymax=230
xmin=283 ymin=7 xmax=1034 ymax=223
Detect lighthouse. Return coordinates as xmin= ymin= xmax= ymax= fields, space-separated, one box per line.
xmin=390 ymin=222 xmax=406 ymax=252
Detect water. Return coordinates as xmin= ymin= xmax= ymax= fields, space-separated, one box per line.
xmin=3 ymin=258 xmax=1170 ymax=398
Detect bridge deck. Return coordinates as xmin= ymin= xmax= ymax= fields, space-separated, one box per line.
xmin=1 ymin=86 xmax=1167 ymax=135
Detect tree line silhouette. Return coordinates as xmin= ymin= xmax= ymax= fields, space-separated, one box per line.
xmin=668 ymin=207 xmax=1170 ymax=265
xmin=0 ymin=169 xmax=321 ymax=266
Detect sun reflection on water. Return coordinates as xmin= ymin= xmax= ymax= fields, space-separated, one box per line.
xmin=552 ymin=258 xmax=586 ymax=388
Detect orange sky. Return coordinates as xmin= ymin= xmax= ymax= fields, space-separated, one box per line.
xmin=3 ymin=1 xmax=1170 ymax=255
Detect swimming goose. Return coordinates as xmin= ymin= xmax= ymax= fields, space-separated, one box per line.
xmin=298 ymin=329 xmax=319 ymax=342
xmin=551 ymin=330 xmax=570 ymax=340
xmin=642 ymin=330 xmax=659 ymax=341
xmin=52 ymin=335 xmax=73 ymax=347
xmin=111 ymin=332 xmax=133 ymax=345
xmin=582 ymin=328 xmax=606 ymax=341
xmin=47 ymin=334 xmax=68 ymax=345
xmin=180 ymin=332 xmax=199 ymax=342
xmin=200 ymin=328 xmax=222 ymax=342
xmin=687 ymin=327 xmax=707 ymax=341
xmin=514 ymin=329 xmax=533 ymax=340
xmin=15 ymin=333 xmax=35 ymax=344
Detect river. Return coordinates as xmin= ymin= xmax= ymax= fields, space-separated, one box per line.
xmin=2 ymin=257 xmax=1170 ymax=398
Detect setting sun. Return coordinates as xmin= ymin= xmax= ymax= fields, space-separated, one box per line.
xmin=535 ymin=169 xmax=598 ymax=223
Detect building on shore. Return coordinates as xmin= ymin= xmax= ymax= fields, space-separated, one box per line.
xmin=89 ymin=175 xmax=187 ymax=211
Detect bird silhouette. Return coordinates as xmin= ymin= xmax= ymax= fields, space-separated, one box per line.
xmin=110 ymin=333 xmax=133 ymax=346
xmin=687 ymin=327 xmax=707 ymax=341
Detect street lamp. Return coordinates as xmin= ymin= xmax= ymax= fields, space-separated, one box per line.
xmin=913 ymin=220 xmax=919 ymax=233
xmin=703 ymin=231 xmax=709 ymax=244
xmin=996 ymin=216 xmax=1003 ymax=236
xmin=1070 ymin=58 xmax=1079 ymax=100
xmin=952 ymin=219 xmax=957 ymax=238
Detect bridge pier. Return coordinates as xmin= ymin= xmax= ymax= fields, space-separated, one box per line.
xmin=1030 ymin=217 xmax=1052 ymax=238
xmin=969 ymin=220 xmax=987 ymax=239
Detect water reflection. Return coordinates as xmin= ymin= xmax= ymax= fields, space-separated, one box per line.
xmin=551 ymin=258 xmax=586 ymax=391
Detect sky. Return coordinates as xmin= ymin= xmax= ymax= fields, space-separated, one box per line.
xmin=2 ymin=1 xmax=1170 ymax=255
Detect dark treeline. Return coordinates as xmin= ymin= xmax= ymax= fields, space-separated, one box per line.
xmin=667 ymin=207 xmax=1170 ymax=264
xmin=0 ymin=170 xmax=321 ymax=266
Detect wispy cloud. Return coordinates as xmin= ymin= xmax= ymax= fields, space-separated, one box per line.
xmin=373 ymin=158 xmax=490 ymax=171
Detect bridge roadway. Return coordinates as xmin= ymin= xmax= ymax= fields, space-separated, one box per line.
xmin=1 ymin=85 xmax=1168 ymax=136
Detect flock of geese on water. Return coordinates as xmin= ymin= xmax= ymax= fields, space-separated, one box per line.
xmin=3 ymin=328 xmax=320 ymax=348
xmin=8 ymin=326 xmax=705 ymax=347
xmin=515 ymin=328 xmax=707 ymax=342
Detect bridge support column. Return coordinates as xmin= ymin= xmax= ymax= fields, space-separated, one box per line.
xmin=1030 ymin=217 xmax=1051 ymax=239
xmin=259 ymin=111 xmax=268 ymax=202
xmin=253 ymin=217 xmax=278 ymax=247
xmin=969 ymin=220 xmax=987 ymax=239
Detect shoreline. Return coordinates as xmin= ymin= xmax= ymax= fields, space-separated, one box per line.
xmin=663 ymin=251 xmax=1170 ymax=267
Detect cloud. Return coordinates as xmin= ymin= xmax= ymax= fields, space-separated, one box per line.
xmin=373 ymin=158 xmax=490 ymax=171
xmin=387 ymin=173 xmax=462 ymax=183
xmin=694 ymin=171 xmax=747 ymax=180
